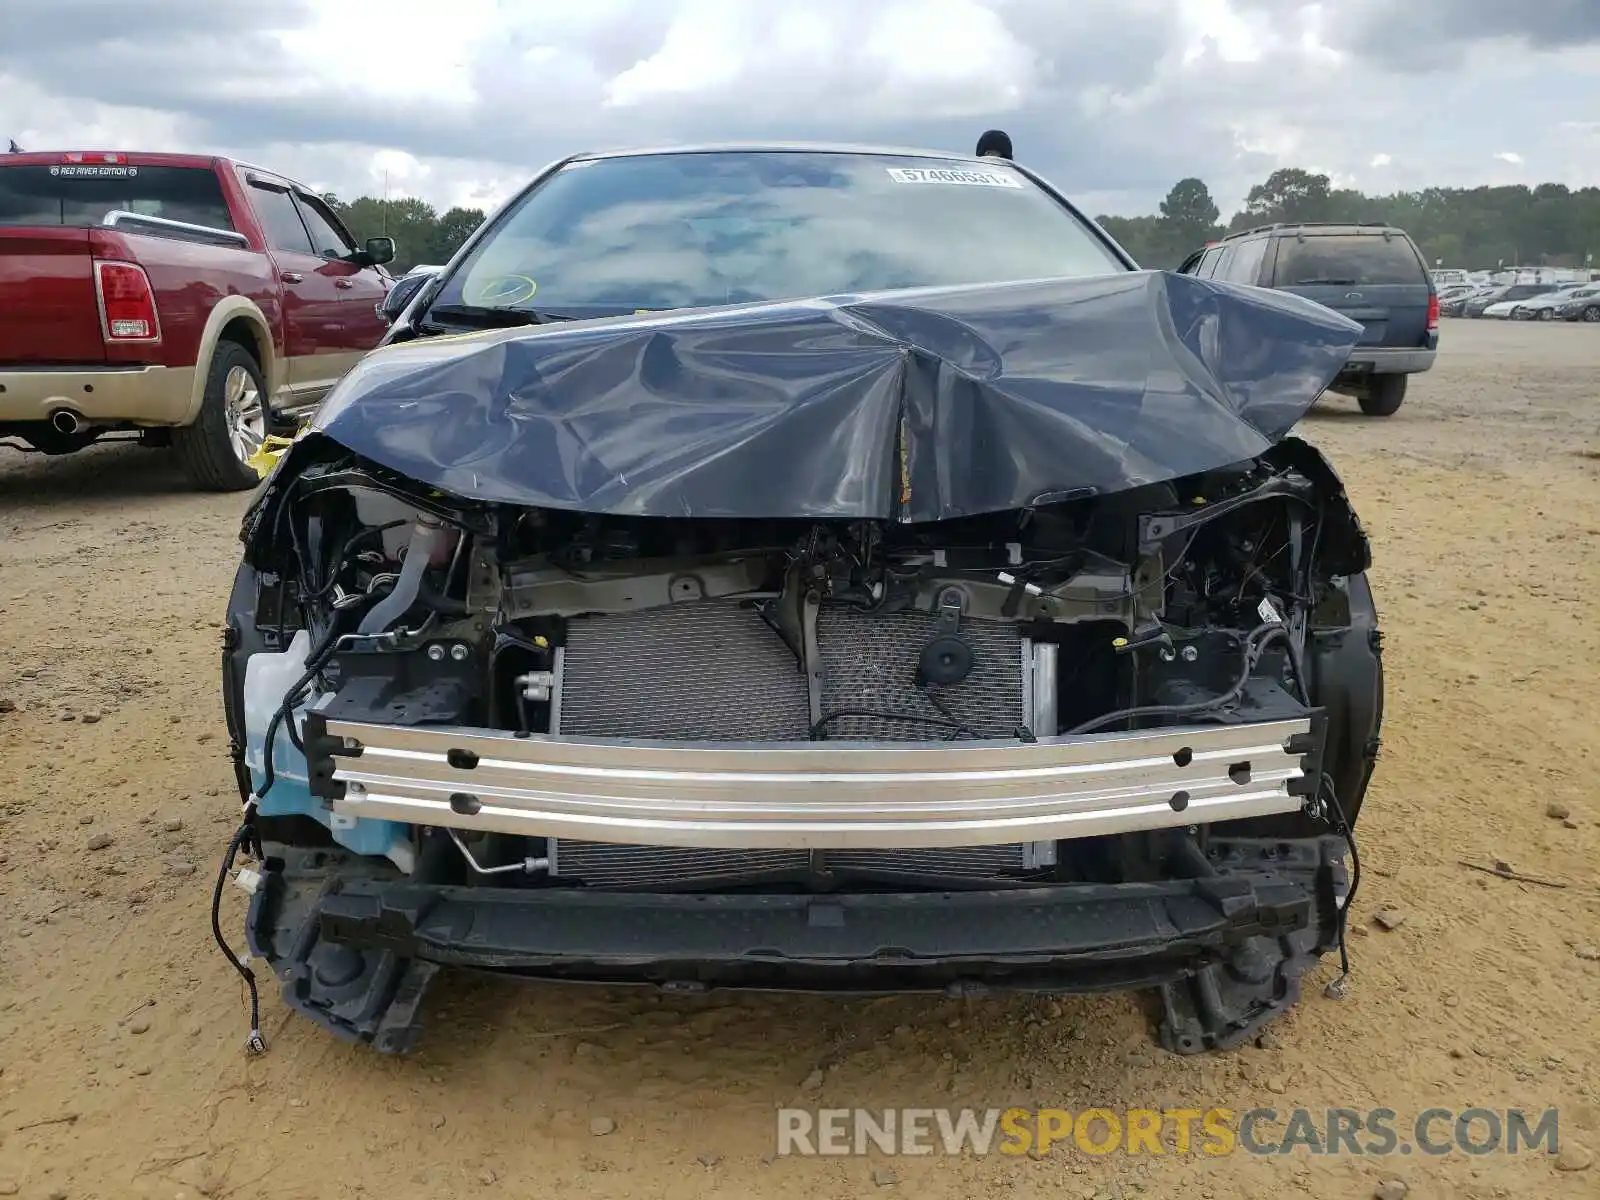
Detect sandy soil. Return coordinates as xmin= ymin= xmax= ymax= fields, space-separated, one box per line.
xmin=1 ymin=319 xmax=1597 ymax=1199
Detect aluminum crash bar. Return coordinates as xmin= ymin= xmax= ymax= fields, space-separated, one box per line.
xmin=317 ymin=717 xmax=1316 ymax=850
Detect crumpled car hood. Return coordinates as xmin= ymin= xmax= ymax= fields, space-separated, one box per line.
xmin=310 ymin=271 xmax=1361 ymax=522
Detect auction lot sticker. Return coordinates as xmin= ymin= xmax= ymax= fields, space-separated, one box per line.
xmin=886 ymin=166 xmax=1022 ymax=188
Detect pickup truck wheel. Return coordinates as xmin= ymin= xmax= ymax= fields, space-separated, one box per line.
xmin=1358 ymin=375 xmax=1406 ymax=417
xmin=173 ymin=341 xmax=267 ymax=491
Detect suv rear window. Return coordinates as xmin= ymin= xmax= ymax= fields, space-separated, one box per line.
xmin=1271 ymin=234 xmax=1423 ymax=287
xmin=0 ymin=164 xmax=234 ymax=231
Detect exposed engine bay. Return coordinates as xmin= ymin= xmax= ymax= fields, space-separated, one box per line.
xmin=226 ymin=433 xmax=1377 ymax=889
xmin=219 ymin=424 xmax=1384 ymax=1056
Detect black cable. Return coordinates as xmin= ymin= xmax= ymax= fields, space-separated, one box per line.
xmin=209 ymin=820 xmax=267 ymax=1055
xmin=1101 ymin=526 xmax=1204 ymax=605
xmin=266 ymin=475 xmax=306 ymax=648
xmin=1278 ymin=624 xmax=1313 ymax=707
xmin=282 ymin=700 xmax=308 ymax=756
xmin=302 ymin=519 xmax=408 ymax=602
xmin=1319 ymin=771 xmax=1361 ymax=993
xmin=1295 ymin=513 xmax=1324 ymax=608
xmin=219 ymin=608 xmax=354 ymax=1054
xmin=917 ymin=685 xmax=980 ymax=740
xmin=1109 ymin=489 xmax=1322 ymax=608
xmin=287 ymin=501 xmax=314 ymax=599
xmin=417 ymin=578 xmax=472 ymax=617
xmin=270 ymin=647 xmax=328 ymax=762
xmin=1066 ymin=622 xmax=1276 ymax=735
xmin=810 ymin=708 xmax=968 ymax=740
xmin=254 ymin=619 xmax=347 ymax=801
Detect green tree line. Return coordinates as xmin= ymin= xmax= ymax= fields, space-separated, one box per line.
xmin=1097 ymin=168 xmax=1600 ymax=272
xmin=322 ymin=194 xmax=487 ymax=273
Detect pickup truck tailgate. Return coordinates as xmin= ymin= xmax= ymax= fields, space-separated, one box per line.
xmin=0 ymin=228 xmax=106 ymax=365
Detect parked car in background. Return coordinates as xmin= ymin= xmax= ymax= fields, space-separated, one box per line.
xmin=1557 ymin=284 xmax=1600 ymax=322
xmin=1439 ymin=285 xmax=1497 ymax=317
xmin=1462 ymin=282 xmax=1557 ymax=320
xmin=0 ymin=150 xmax=396 ymax=489
xmin=1486 ymin=283 xmax=1589 ymax=321
xmin=1178 ymin=222 xmax=1437 ymax=415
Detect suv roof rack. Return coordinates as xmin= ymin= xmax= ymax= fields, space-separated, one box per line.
xmin=1221 ymin=221 xmax=1397 ymax=242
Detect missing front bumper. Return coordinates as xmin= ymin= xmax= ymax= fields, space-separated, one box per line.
xmin=306 ymin=716 xmax=1320 ymax=849
xmin=247 ymin=836 xmax=1347 ymax=1055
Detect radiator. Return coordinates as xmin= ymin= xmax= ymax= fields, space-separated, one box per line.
xmin=814 ymin=606 xmax=1024 ymax=740
xmin=556 ymin=598 xmax=810 ymax=741
xmin=556 ymin=600 xmax=1025 ymax=742
xmin=551 ymin=599 xmax=1049 ymax=887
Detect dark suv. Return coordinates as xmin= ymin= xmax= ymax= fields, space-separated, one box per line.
xmin=1179 ymin=223 xmax=1437 ymax=416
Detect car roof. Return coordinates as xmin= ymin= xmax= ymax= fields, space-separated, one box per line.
xmin=1223 ymin=222 xmax=1409 ymax=242
xmin=569 ymin=142 xmax=1007 ymax=166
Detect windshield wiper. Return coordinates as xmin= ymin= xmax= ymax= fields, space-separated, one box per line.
xmin=1289 ymin=278 xmax=1358 ymax=286
xmin=422 ymin=304 xmax=576 ymax=331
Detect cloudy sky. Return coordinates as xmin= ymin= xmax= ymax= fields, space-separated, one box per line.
xmin=2 ymin=0 xmax=1596 ymax=217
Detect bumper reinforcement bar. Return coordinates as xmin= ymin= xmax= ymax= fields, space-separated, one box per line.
xmin=306 ymin=715 xmax=1317 ymax=849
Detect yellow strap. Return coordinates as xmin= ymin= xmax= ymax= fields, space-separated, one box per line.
xmin=246 ymin=434 xmax=298 ymax=479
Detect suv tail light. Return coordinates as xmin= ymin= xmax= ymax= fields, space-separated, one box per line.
xmin=1426 ymin=293 xmax=1439 ymax=331
xmin=95 ymin=261 xmax=161 ymax=342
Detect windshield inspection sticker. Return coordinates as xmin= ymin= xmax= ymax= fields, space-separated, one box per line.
xmin=885 ymin=166 xmax=1023 ymax=188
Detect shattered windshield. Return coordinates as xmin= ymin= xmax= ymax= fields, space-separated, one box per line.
xmin=432 ymin=150 xmax=1127 ymax=316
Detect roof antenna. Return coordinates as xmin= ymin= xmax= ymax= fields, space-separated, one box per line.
xmin=975 ymin=130 xmax=1013 ymax=160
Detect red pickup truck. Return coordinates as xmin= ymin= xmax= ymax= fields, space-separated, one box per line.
xmin=0 ymin=150 xmax=396 ymax=490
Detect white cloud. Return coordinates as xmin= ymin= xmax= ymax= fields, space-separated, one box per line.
xmin=0 ymin=72 xmax=191 ymax=152
xmin=604 ymin=0 xmax=752 ymax=108
xmin=1 ymin=0 xmax=1596 ymax=218
xmin=603 ymin=0 xmax=1036 ymax=120
xmin=1178 ymin=0 xmax=1267 ymax=64
xmin=275 ymin=0 xmax=494 ymax=107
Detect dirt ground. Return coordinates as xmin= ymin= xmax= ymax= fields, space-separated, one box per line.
xmin=1 ymin=318 xmax=1596 ymax=1200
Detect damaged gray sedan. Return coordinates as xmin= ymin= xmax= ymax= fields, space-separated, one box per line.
xmin=217 ymin=145 xmax=1383 ymax=1056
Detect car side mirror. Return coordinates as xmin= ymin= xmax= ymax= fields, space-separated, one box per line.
xmin=358 ymin=236 xmax=397 ymax=267
xmin=378 ymin=270 xmax=435 ymax=324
